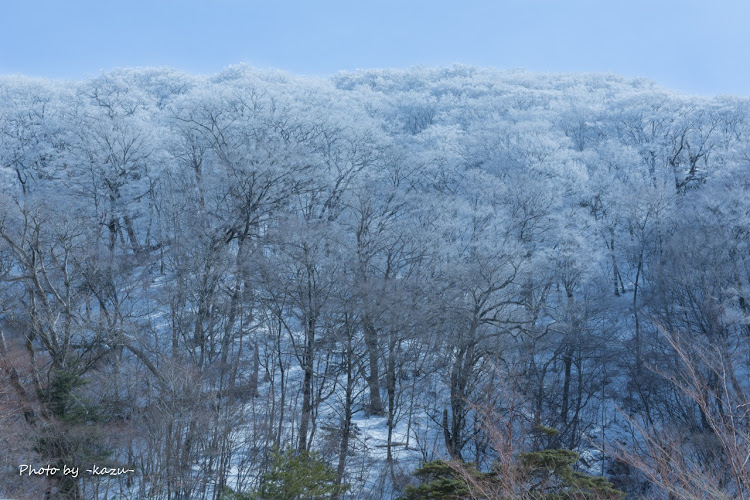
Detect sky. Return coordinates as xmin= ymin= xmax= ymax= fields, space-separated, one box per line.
xmin=1 ymin=0 xmax=749 ymax=96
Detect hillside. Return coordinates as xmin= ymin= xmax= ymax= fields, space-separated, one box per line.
xmin=1 ymin=66 xmax=748 ymax=499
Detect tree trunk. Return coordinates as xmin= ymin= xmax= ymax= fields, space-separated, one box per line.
xmin=298 ymin=314 xmax=315 ymax=452
xmin=561 ymin=347 xmax=572 ymax=430
xmin=335 ymin=332 xmax=356 ymax=499
xmin=386 ymin=330 xmax=398 ymax=467
xmin=363 ymin=315 xmax=384 ymax=415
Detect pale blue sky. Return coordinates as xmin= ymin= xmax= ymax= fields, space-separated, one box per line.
xmin=1 ymin=0 xmax=748 ymax=96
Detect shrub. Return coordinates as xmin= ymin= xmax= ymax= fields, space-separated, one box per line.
xmin=256 ymin=448 xmax=347 ymax=500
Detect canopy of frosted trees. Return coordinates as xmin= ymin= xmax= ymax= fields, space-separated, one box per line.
xmin=1 ymin=66 xmax=748 ymax=499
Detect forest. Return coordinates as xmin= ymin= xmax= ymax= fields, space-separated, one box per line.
xmin=0 ymin=65 xmax=748 ymax=499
